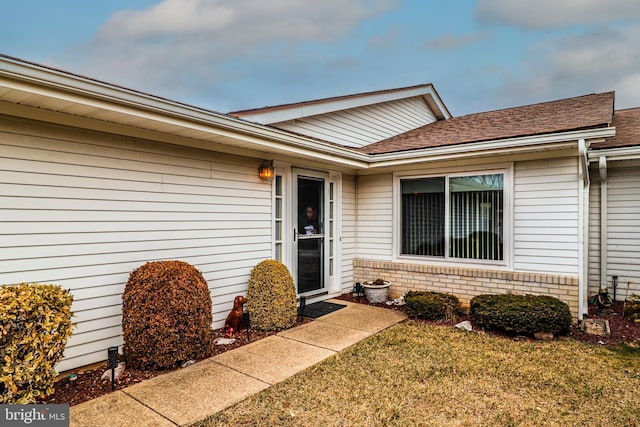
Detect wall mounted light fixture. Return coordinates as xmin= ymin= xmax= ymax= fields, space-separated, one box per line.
xmin=259 ymin=160 xmax=275 ymax=180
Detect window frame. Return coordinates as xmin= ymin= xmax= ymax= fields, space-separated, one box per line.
xmin=394 ymin=166 xmax=512 ymax=268
xmin=273 ymin=174 xmax=284 ymax=262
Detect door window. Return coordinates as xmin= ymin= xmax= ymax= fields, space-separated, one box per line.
xmin=296 ymin=175 xmax=325 ymax=294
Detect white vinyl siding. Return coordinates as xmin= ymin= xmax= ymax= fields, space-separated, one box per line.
xmin=272 ymin=97 xmax=437 ymax=148
xmin=356 ymin=174 xmax=393 ymax=260
xmin=604 ymin=162 xmax=640 ymax=298
xmin=340 ymin=174 xmax=356 ymax=292
xmin=0 ymin=117 xmax=272 ymax=372
xmin=513 ymin=157 xmax=580 ymax=275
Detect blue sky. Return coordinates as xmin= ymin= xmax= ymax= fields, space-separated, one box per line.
xmin=2 ymin=0 xmax=640 ymax=116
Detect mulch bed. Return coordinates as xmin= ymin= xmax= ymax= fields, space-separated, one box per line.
xmin=335 ymin=293 xmax=640 ymax=345
xmin=39 ymin=295 xmax=640 ymax=407
xmin=567 ymin=301 xmax=640 ymax=345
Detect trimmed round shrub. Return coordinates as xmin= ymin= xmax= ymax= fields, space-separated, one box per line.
xmin=404 ymin=290 xmax=462 ymax=321
xmin=246 ymin=260 xmax=297 ymax=331
xmin=122 ymin=260 xmax=213 ymax=370
xmin=1 ymin=283 xmax=74 ymax=403
xmin=470 ymin=294 xmax=572 ymax=336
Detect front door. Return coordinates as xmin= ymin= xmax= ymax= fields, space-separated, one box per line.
xmin=293 ymin=169 xmax=328 ymax=295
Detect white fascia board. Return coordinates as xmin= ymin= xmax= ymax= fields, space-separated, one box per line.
xmin=0 ymin=56 xmax=236 ymax=128
xmin=238 ymin=85 xmax=445 ymax=124
xmin=1 ymin=77 xmax=369 ymax=168
xmin=367 ymin=127 xmax=616 ymax=168
xmin=0 ymin=57 xmax=369 ymax=168
xmin=587 ymin=145 xmax=640 ymax=162
xmin=422 ymin=91 xmax=450 ymax=120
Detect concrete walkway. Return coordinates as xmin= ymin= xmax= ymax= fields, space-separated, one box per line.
xmin=70 ymin=300 xmax=407 ymax=427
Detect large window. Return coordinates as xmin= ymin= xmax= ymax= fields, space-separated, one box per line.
xmin=401 ymin=173 xmax=504 ymax=261
xmin=401 ymin=177 xmax=445 ymax=257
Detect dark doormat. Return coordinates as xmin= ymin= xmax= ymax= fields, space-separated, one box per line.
xmin=301 ymin=301 xmax=346 ymax=319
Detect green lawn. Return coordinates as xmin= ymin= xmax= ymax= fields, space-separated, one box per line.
xmin=195 ymin=322 xmax=640 ymax=426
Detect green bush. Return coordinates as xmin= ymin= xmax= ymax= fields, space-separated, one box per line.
xmin=0 ymin=283 xmax=74 ymax=403
xmin=404 ymin=291 xmax=463 ymax=321
xmin=246 ymin=260 xmax=297 ymax=331
xmin=122 ymin=260 xmax=213 ymax=370
xmin=470 ymin=294 xmax=572 ymax=336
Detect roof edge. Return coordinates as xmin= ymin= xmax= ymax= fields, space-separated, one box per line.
xmin=0 ymin=54 xmax=236 ymax=120
xmin=368 ymin=127 xmax=617 ymax=168
xmin=0 ymin=54 xmax=372 ymax=167
xmin=229 ymin=83 xmax=451 ymax=124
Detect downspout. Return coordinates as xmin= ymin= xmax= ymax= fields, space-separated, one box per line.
xmin=599 ymin=156 xmax=608 ymax=295
xmin=578 ymin=139 xmax=589 ymax=321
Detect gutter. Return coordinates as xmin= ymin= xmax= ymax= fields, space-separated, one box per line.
xmin=367 ymin=128 xmax=616 ymax=168
xmin=0 ymin=55 xmax=370 ymax=168
xmin=588 ymin=145 xmax=640 ymax=162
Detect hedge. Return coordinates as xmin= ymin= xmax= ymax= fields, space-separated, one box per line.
xmin=0 ymin=283 xmax=74 ymax=403
xmin=470 ymin=294 xmax=572 ymax=336
xmin=246 ymin=260 xmax=297 ymax=330
xmin=404 ymin=291 xmax=463 ymax=321
xmin=122 ymin=260 xmax=213 ymax=370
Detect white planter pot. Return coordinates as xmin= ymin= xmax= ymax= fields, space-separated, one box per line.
xmin=362 ymin=281 xmax=391 ymax=304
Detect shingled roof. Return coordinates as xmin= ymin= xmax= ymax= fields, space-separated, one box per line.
xmin=591 ymin=107 xmax=640 ymax=150
xmin=360 ymin=92 xmax=615 ymax=155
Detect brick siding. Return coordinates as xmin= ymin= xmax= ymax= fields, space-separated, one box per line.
xmin=354 ymin=259 xmax=579 ymax=318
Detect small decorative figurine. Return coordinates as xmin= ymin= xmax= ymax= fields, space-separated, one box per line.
xmin=224 ymin=295 xmax=247 ymax=337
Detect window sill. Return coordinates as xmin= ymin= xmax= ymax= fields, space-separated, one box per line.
xmin=354 ymin=259 xmax=579 ymax=287
xmin=395 ymin=254 xmax=511 ymax=271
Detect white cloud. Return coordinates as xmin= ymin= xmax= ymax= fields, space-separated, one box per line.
xmin=98 ymin=0 xmax=235 ymax=40
xmin=476 ymin=0 xmax=640 ymax=29
xmin=72 ymin=0 xmax=398 ymax=107
xmin=616 ymin=73 xmax=640 ymax=109
xmin=426 ymin=32 xmax=488 ymax=50
xmin=97 ymin=0 xmax=397 ymax=43
xmin=494 ymin=24 xmax=640 ymax=110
